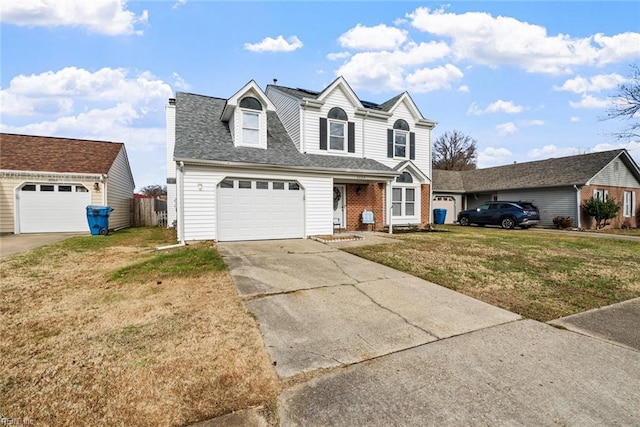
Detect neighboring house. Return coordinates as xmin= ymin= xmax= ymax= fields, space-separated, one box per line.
xmin=432 ymin=149 xmax=640 ymax=229
xmin=0 ymin=133 xmax=135 ymax=234
xmin=166 ymin=77 xmax=436 ymax=242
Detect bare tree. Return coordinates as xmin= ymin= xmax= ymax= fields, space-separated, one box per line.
xmin=140 ymin=184 xmax=167 ymax=197
xmin=433 ymin=130 xmax=478 ymax=170
xmin=605 ymin=64 xmax=640 ymax=140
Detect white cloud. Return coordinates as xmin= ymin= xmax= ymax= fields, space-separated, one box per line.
xmin=458 ymin=85 xmax=469 ymax=93
xmin=0 ymin=0 xmax=148 ymax=35
xmin=327 ymin=51 xmax=351 ymax=61
xmin=405 ymin=64 xmax=463 ymax=93
xmin=408 ymin=7 xmax=640 ymax=74
xmin=244 ymin=35 xmax=303 ymax=53
xmin=554 ymin=73 xmax=627 ymax=94
xmin=496 ymin=122 xmax=518 ymax=136
xmin=570 ymin=116 xmax=581 ymax=122
xmin=338 ymin=24 xmax=408 ymax=51
xmin=1 ymin=67 xmax=172 ymax=117
xmin=336 ymin=41 xmax=450 ymax=92
xmin=0 ymin=67 xmax=172 ymax=153
xmin=172 ymin=72 xmax=190 ymax=91
xmin=569 ymin=94 xmax=611 ymax=109
xmin=527 ymin=144 xmax=584 ymax=159
xmin=173 ymin=0 xmax=187 ymax=9
xmin=468 ymin=99 xmax=523 ymax=115
xmin=477 ymin=147 xmax=513 ymax=167
xmin=525 ymin=119 xmax=544 ymax=127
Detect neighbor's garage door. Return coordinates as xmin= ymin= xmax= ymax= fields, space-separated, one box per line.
xmin=217 ymin=178 xmax=304 ymax=241
xmin=432 ymin=196 xmax=456 ymax=224
xmin=18 ymin=183 xmax=91 ymax=233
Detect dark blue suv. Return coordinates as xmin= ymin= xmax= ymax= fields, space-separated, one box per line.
xmin=457 ymin=201 xmax=540 ymax=229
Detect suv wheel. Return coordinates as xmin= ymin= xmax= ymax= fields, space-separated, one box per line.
xmin=459 ymin=216 xmax=470 ymax=226
xmin=500 ymin=216 xmax=516 ymax=230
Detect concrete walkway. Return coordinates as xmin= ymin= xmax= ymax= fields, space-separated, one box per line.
xmin=218 ymin=237 xmax=640 ymax=426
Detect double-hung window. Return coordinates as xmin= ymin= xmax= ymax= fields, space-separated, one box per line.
xmin=393 ymin=119 xmax=409 ymax=158
xmin=239 ymin=97 xmax=262 ymax=145
xmin=623 ymin=191 xmax=635 ymax=217
xmin=328 ymin=107 xmax=347 ymax=151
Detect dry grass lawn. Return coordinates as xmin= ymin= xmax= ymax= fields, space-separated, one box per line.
xmin=0 ymin=228 xmax=279 ymax=426
xmin=346 ymin=226 xmax=640 ymax=322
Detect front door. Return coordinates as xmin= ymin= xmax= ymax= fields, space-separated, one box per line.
xmin=333 ymin=185 xmax=345 ymax=229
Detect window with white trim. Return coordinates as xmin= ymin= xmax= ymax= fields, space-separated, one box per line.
xmin=328 ymin=107 xmax=347 ymax=151
xmin=593 ymin=189 xmax=608 ymax=201
xmin=623 ymin=191 xmax=635 ymax=217
xmin=391 ymin=171 xmax=419 ymax=219
xmin=393 ymin=119 xmax=409 ymax=158
xmin=239 ymin=96 xmax=262 ymax=146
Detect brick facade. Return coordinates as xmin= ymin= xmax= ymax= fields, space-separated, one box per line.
xmin=341 ymin=182 xmax=432 ymax=231
xmin=345 ymin=183 xmax=386 ymax=231
xmin=580 ymin=185 xmax=638 ymax=229
xmin=421 ymin=184 xmax=431 ymax=227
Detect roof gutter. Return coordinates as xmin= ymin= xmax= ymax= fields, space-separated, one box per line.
xmin=174 ymin=157 xmax=401 ymax=179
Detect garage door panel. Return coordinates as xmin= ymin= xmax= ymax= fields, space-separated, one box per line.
xmin=18 ymin=184 xmax=91 ymax=233
xmin=217 ymin=179 xmax=304 ymax=241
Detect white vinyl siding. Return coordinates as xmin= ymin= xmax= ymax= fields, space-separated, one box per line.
xmin=166 ymin=101 xmax=177 ymax=228
xmin=179 ymin=166 xmax=333 ymax=241
xmin=266 ymin=88 xmax=301 ymax=149
xmin=106 ymin=148 xmax=135 ymax=229
xmin=498 ymin=187 xmax=577 ymax=227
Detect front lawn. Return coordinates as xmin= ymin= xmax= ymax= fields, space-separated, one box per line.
xmin=345 ymin=226 xmax=640 ymax=321
xmin=0 ymin=228 xmax=279 ymax=426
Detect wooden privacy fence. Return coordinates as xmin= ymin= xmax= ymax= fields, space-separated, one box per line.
xmin=132 ymin=197 xmax=167 ymax=227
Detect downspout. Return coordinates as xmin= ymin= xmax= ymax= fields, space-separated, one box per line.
xmin=387 ymin=179 xmax=393 ymax=234
xmin=101 ymin=174 xmax=108 ymax=206
xmin=574 ymin=185 xmax=581 ymax=230
xmin=177 ymin=161 xmax=185 ymax=243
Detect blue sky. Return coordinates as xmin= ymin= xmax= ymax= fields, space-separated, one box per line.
xmin=2 ymin=1 xmax=639 ymax=190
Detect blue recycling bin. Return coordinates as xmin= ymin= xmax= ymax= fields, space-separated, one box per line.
xmin=86 ymin=205 xmax=114 ymax=235
xmin=433 ymin=208 xmax=447 ymax=225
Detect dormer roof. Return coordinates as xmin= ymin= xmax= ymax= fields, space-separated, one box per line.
xmin=221 ymin=80 xmax=276 ymax=121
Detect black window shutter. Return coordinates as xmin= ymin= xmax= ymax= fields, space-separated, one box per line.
xmin=348 ymin=122 xmax=355 ymax=153
xmin=410 ymin=132 xmax=416 ymax=160
xmin=387 ymin=129 xmax=394 ymax=158
xmin=319 ymin=118 xmax=327 ymax=150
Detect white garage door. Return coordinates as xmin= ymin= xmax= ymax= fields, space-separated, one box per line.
xmin=217 ymin=178 xmax=304 ymax=241
xmin=433 ymin=196 xmax=456 ymax=224
xmin=18 ymin=183 xmax=91 ymax=233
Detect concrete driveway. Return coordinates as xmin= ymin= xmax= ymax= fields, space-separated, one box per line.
xmin=0 ymin=232 xmax=85 ymax=259
xmin=219 ymin=238 xmax=640 ymax=426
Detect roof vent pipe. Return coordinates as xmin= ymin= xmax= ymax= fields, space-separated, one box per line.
xmin=273 ymin=79 xmax=278 ymax=85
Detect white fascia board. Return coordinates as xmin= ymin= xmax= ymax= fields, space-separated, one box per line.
xmin=395 ymin=161 xmax=430 ymax=183
xmin=175 ymin=157 xmax=400 ymax=180
xmin=221 ymin=80 xmax=276 ymax=121
xmin=300 ymin=97 xmax=324 ymax=110
xmin=0 ymin=169 xmax=103 ymax=180
xmin=354 ymin=108 xmax=391 ymax=120
xmin=316 ymin=76 xmax=363 ymax=109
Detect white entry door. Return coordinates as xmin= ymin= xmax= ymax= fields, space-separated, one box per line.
xmin=333 ymin=185 xmax=345 ymax=229
xmin=18 ymin=183 xmax=91 ymax=233
xmin=217 ymin=178 xmax=305 ymax=241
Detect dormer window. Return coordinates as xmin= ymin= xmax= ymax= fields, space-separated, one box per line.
xmin=319 ymin=107 xmax=355 ymax=153
xmin=328 ymin=107 xmax=347 ymax=151
xmin=387 ymin=120 xmax=415 ymax=160
xmin=393 ymin=119 xmax=409 ymax=158
xmin=239 ymin=96 xmax=263 ymax=146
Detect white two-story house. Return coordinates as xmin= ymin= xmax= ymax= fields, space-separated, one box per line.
xmin=166 ymin=76 xmax=436 ymax=242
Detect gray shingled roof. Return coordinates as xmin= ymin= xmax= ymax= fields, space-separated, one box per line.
xmin=433 ymin=149 xmax=632 ymax=193
xmin=174 ymin=92 xmax=396 ymax=174
xmin=432 ymin=169 xmax=466 ymax=192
